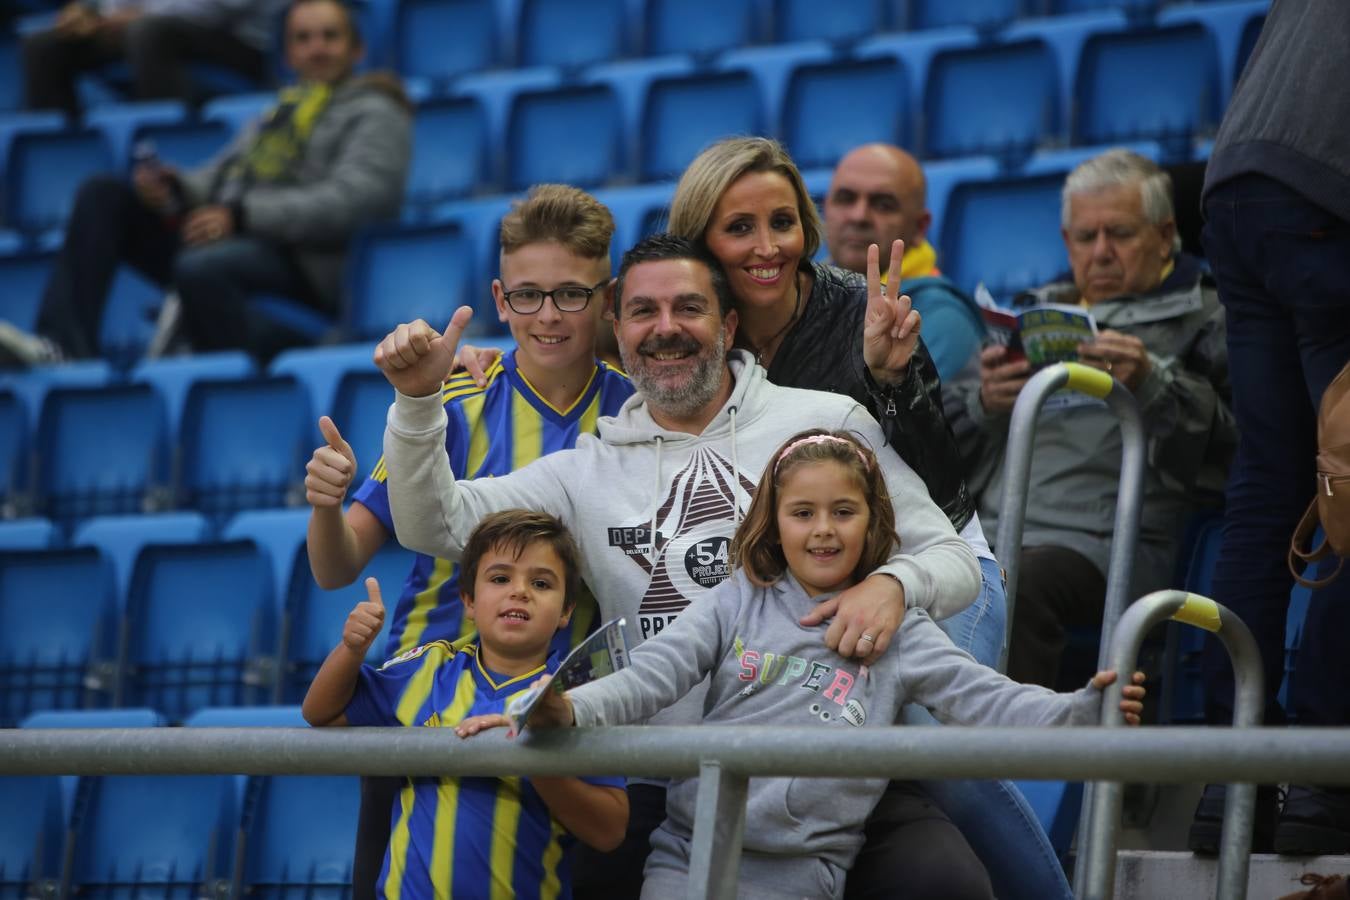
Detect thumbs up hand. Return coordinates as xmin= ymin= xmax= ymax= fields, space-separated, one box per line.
xmin=305 ymin=415 xmax=358 ymax=508
xmin=342 ymin=577 xmax=386 ymax=657
xmin=375 ymin=306 xmax=474 ymax=398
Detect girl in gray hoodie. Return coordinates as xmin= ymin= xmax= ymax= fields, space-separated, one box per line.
xmin=516 ymin=429 xmax=1145 ymax=899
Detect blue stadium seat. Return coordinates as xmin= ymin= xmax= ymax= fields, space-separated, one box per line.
xmin=0 ymin=774 xmax=63 ymax=900
xmin=517 ymin=0 xmax=629 ymax=69
xmin=450 ymin=67 xmax=562 ymax=185
xmin=925 ymin=39 xmax=1058 ymax=163
xmin=0 ymin=360 xmax=113 ymax=435
xmin=426 ymin=194 xmax=516 ymax=323
xmin=130 ymin=352 xmax=258 ymax=441
xmin=1074 ymin=24 xmax=1221 ymax=156
xmin=394 ymin=0 xmax=499 ymax=85
xmin=35 ymin=384 xmax=167 ymax=524
xmin=582 ymin=55 xmax=695 ymax=177
xmin=85 ymin=100 xmax=190 ymax=169
xmin=1013 ymin=780 xmax=1083 ymax=859
xmin=20 ymin=708 xmax=165 ymax=729
xmin=0 ymin=249 xmax=53 ymax=332
xmin=0 ymin=547 xmax=117 ymax=724
xmin=122 ymin=541 xmax=277 ymax=720
xmin=98 ymin=266 xmax=164 ymax=371
xmin=774 ymin=0 xmax=888 ymax=46
xmin=1158 ymin=0 xmax=1269 ymax=104
xmin=346 ymin=222 xmax=475 ymax=341
xmin=907 ymin=0 xmax=1026 ymax=33
xmin=179 ymin=377 xmax=309 ymax=517
xmin=644 ymin=0 xmax=759 ymax=58
xmin=507 ymin=84 xmax=623 ymax=189
xmin=268 ymin=342 xmax=378 ymax=427
xmin=718 ymin=41 xmax=835 ymax=143
xmin=1051 ymin=0 xmax=1155 ymax=17
xmin=854 ymin=27 xmax=979 ymax=128
xmin=2 ymin=125 xmax=113 ymax=235
xmin=1005 ymin=11 xmax=1127 ymax=147
xmin=282 ymin=541 xmax=409 ymax=700
xmin=131 ymin=120 xmax=232 ymax=170
xmin=782 ymin=57 xmax=908 ymax=171
xmin=592 ymin=181 xmax=676 ymax=275
xmin=0 ymin=390 xmax=30 ymax=515
xmin=220 ymin=508 xmax=309 ymax=628
xmin=921 ymin=154 xmax=1001 ymax=248
xmin=0 ymin=518 xmax=56 ymax=551
xmin=641 ymin=71 xmax=762 ymax=182
xmin=406 ymin=96 xmax=489 ymax=212
xmin=331 ymin=372 xmax=397 ymax=495
xmin=939 ymin=171 xmax=1066 ymax=301
xmin=71 ymin=512 xmax=212 ymax=597
xmin=200 ymin=92 xmax=274 ymax=138
xmin=0 ymin=35 xmax=21 ymax=113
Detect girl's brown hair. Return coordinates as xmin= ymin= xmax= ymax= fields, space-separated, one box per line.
xmin=732 ymin=429 xmax=900 ymax=588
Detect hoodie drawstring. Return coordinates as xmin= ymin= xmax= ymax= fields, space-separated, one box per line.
xmin=729 ymin=405 xmax=741 ymax=526
xmin=649 ymin=435 xmax=663 ymax=564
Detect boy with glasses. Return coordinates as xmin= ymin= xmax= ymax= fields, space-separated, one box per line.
xmin=303 ymin=183 xmax=633 ymax=895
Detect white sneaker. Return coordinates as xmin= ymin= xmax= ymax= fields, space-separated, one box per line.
xmin=0 ymin=321 xmax=63 ymax=368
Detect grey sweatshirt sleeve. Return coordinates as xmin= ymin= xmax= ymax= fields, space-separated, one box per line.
xmin=382 ymin=391 xmax=576 ymax=559
xmin=568 ymin=581 xmax=737 ymax=727
xmin=898 ymin=613 xmax=1103 ymax=726
xmin=840 ymin=405 xmax=981 ymax=621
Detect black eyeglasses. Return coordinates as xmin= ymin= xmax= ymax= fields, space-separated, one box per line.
xmin=500 ymin=280 xmax=608 ymax=315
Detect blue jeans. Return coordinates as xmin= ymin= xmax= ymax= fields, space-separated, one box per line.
xmin=914 ymin=557 xmax=1074 ymax=900
xmin=1200 ymin=173 xmax=1350 ymax=727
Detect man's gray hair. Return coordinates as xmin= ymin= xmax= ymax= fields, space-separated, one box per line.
xmin=1061 ymin=149 xmax=1181 ymax=253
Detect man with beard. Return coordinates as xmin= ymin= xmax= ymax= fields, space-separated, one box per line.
xmin=824 ymin=143 xmax=985 ymax=381
xmin=374 ymin=232 xmax=980 ymax=896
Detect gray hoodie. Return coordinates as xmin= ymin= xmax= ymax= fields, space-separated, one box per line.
xmin=383 ymin=350 xmax=981 ymax=725
xmin=569 ymin=568 xmax=1102 ymax=869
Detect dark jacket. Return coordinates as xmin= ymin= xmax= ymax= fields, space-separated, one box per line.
xmin=759 ymin=261 xmax=976 ymax=531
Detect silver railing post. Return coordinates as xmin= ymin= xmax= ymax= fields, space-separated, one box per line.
xmin=687 ymin=760 xmax=749 ymax=899
xmin=996 ymin=362 xmax=1146 ymax=675
xmin=1079 ymin=590 xmax=1264 ymax=900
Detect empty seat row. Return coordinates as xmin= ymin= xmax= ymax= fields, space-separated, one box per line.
xmin=0 ymin=507 xmax=411 ymax=724
xmin=2 ymin=707 xmax=358 ymax=900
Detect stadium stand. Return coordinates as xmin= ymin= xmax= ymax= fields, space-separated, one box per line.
xmin=406 ymin=95 xmax=489 ymax=210
xmin=507 ymin=84 xmax=624 ymax=189
xmin=0 ymin=518 xmax=55 ymax=550
xmin=345 ymin=221 xmax=476 ymax=340
xmin=640 ymin=70 xmax=762 ymax=181
xmin=774 ymin=0 xmax=889 ymax=46
xmin=518 ymin=0 xmax=630 ymax=70
xmin=782 ymin=56 xmax=909 ymax=170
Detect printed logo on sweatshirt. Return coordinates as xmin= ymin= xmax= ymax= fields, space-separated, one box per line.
xmin=733 ymin=635 xmax=866 ymax=726
xmin=608 ymin=446 xmax=756 ymax=640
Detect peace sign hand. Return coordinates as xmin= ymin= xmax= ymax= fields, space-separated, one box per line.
xmin=862 ymin=240 xmax=921 ymax=386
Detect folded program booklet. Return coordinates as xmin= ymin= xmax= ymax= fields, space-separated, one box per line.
xmin=975 ymin=284 xmax=1098 ymax=369
xmin=507 ymin=617 xmax=630 ymax=736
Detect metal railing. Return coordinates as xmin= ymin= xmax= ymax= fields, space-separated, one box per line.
xmin=6 ymin=724 xmax=1350 ymax=899
xmin=1081 ymin=590 xmax=1265 ymax=900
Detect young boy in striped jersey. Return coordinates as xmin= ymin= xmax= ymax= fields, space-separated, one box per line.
xmin=303 ymin=509 xmax=628 ymax=898
xmin=302 ymin=184 xmax=635 ymax=889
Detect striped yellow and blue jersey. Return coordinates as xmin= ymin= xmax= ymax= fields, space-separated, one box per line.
xmin=352 ymin=350 xmax=633 ymax=661
xmin=346 ymin=640 xmax=624 ymax=900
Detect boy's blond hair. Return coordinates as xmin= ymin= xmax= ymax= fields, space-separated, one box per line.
xmin=499 ymin=184 xmax=615 ymax=260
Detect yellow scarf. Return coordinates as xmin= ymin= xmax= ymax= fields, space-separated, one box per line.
xmin=233 ymin=83 xmax=333 ymax=184
xmin=878 ymin=239 xmax=941 ymax=286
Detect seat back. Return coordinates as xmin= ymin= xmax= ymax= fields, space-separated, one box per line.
xmin=940 ymin=173 xmax=1066 ymax=302
xmin=346 ymin=223 xmax=474 ymax=341
xmin=179 ymin=377 xmax=309 ymax=517
xmin=0 ymin=251 xmax=54 ymax=332
xmin=0 ymin=519 xmax=56 ymax=551
xmin=0 ymin=547 xmax=116 ymax=724
xmin=925 ymin=39 xmax=1058 ymax=161
xmin=283 ymin=541 xmax=407 ymax=700
xmin=518 ymin=0 xmax=628 ymax=69
xmin=133 ymin=120 xmax=233 ymax=170
xmin=72 ymin=512 xmax=213 ymax=597
xmin=35 ymin=384 xmax=167 ymax=524
xmin=394 ymin=0 xmax=498 ymax=82
xmin=508 ymin=85 xmax=622 ymax=189
xmin=644 ymin=0 xmax=758 ymax=57
xmin=783 ymin=58 xmax=908 ymax=170
xmin=910 ymin=0 xmax=1024 ymax=32
xmin=407 ymin=97 xmax=488 ymax=209
xmin=0 ymin=390 xmax=28 ymax=512
xmin=3 ymin=128 xmax=113 ymax=234
xmin=1075 ymin=24 xmax=1220 ymax=153
xmin=0 ymin=775 xmax=63 ymax=900
xmin=641 ymin=72 xmax=762 ymax=181
xmin=775 ymin=0 xmax=886 ymax=45
xmin=331 ymin=371 xmax=397 ymax=497
xmin=123 ymin=540 xmax=276 ymax=720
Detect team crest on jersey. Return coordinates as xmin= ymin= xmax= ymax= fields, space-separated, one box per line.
xmin=606 ymin=446 xmax=757 ymax=639
xmin=381 ymin=643 xmax=433 ymax=669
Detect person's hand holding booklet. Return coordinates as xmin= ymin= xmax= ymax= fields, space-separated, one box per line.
xmin=507 ymin=618 xmax=630 ymax=736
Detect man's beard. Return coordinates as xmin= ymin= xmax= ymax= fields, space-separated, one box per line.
xmin=620 ymin=328 xmax=727 ymax=421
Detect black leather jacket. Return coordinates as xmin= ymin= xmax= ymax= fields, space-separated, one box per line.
xmin=754 ymin=262 xmax=977 ymax=531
